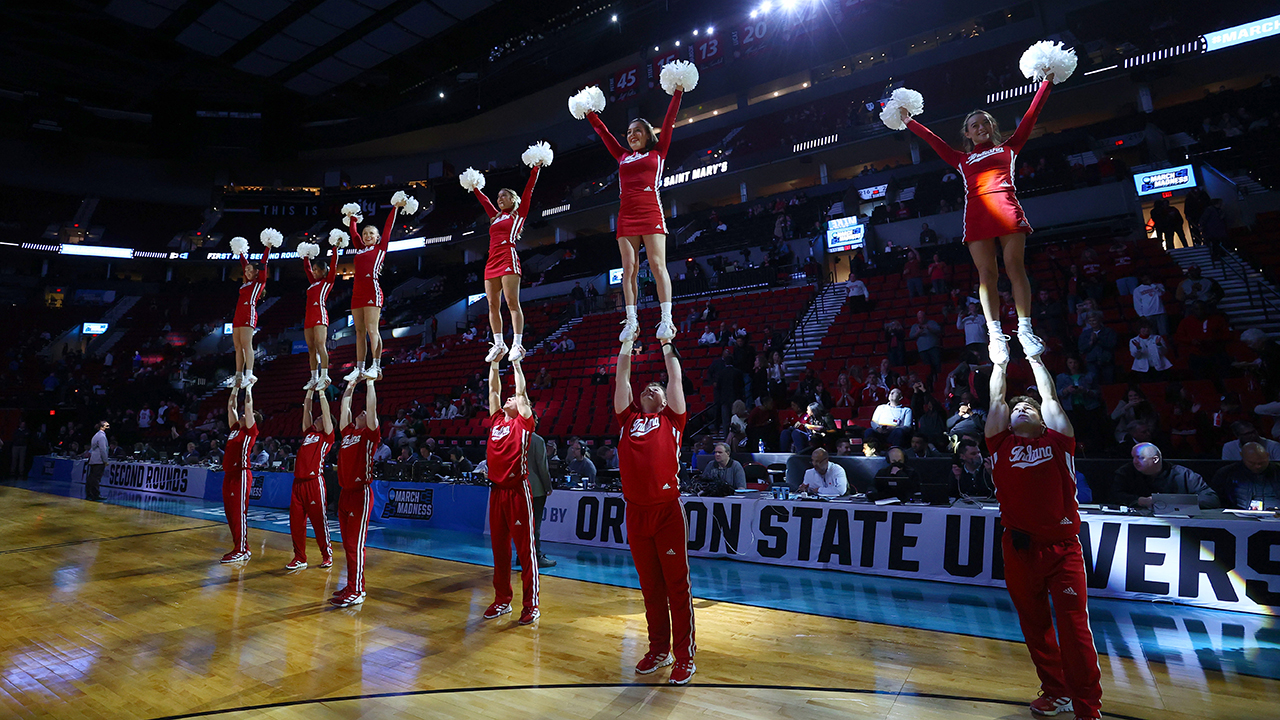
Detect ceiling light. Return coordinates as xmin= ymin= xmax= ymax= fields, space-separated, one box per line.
xmin=693 ymin=29 xmax=699 ymax=36
xmin=707 ymin=26 xmax=714 ymax=34
xmin=610 ymin=14 xmax=617 ymax=22
xmin=750 ymin=10 xmax=758 ymax=18
xmin=439 ymin=92 xmax=445 ymax=98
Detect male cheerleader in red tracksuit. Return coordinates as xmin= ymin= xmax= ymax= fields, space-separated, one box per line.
xmin=986 ymin=349 xmax=1102 ymax=719
xmin=482 ymin=357 xmax=540 ymax=625
xmin=614 ymin=337 xmax=695 ymax=685
xmin=470 ymin=163 xmax=541 ymax=364
xmin=332 ymin=377 xmax=380 ymax=607
xmin=286 ymin=386 xmax=334 ymax=571
xmin=901 ymin=74 xmax=1057 ymax=365
xmin=220 ymin=385 xmax=260 ymax=563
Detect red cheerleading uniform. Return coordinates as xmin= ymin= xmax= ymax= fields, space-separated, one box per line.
xmin=290 ymin=428 xmax=334 ymax=565
xmin=616 ymin=402 xmax=695 ymax=664
xmin=231 ymin=248 xmax=271 ymax=329
xmin=474 ymin=166 xmax=540 ymax=281
xmin=346 ymin=210 xmax=396 ymax=310
xmin=222 ymin=422 xmax=259 ymax=555
xmin=587 ymin=90 xmax=682 ymax=237
xmin=303 ymin=242 xmax=340 ymax=328
xmin=906 ymin=81 xmax=1051 ymax=243
xmin=485 ymin=412 xmax=539 ymax=611
xmin=989 ymin=427 xmax=1102 ymax=719
xmin=336 ymin=425 xmax=381 ymax=595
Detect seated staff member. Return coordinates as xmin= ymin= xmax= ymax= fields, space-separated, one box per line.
xmin=986 ymin=351 xmax=1102 ymax=720
xmin=799 ymin=447 xmax=847 ymax=496
xmin=287 ymin=386 xmax=334 ymax=570
xmin=482 ymin=357 xmax=540 ymax=626
xmin=332 ymin=378 xmax=380 ymax=607
xmin=614 ymin=338 xmax=696 ymax=685
xmin=220 ymin=385 xmax=261 ymax=564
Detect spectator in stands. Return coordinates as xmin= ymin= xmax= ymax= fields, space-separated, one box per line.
xmin=903 ymin=248 xmax=925 ymax=299
xmin=912 ymin=388 xmax=948 ymax=451
xmin=1214 ymin=443 xmax=1280 ymax=509
xmin=956 ymin=303 xmax=988 ymax=363
xmin=1175 ymin=267 xmax=1223 ymax=311
xmin=707 ymin=348 xmax=741 ymax=433
xmin=181 ymin=441 xmax=201 ymax=465
xmin=701 ymin=442 xmax=746 ymax=491
xmin=860 ymin=369 xmax=890 ymax=408
xmin=1174 ymin=302 xmax=1231 ymax=387
xmin=1235 ymin=328 xmax=1280 ymax=396
xmin=749 ymin=356 xmax=770 ymax=406
xmin=1200 ymin=198 xmax=1229 ymax=264
xmin=1152 ymin=199 xmax=1187 ymax=248
xmin=138 ymin=403 xmax=152 ymax=429
xmin=591 ymin=365 xmax=610 ymax=386
xmin=1127 ymin=321 xmax=1172 ymax=380
xmin=928 ymin=254 xmax=949 ymax=295
xmin=1109 ymin=238 xmax=1138 ymax=296
xmin=1257 ymin=391 xmax=1280 ymax=441
xmin=532 ymin=366 xmax=554 ymax=390
xmin=946 ymin=395 xmax=986 ymax=447
xmin=909 ymin=311 xmax=943 ymax=382
xmin=1079 ymin=249 xmax=1107 ymax=302
xmin=570 ymin=282 xmax=586 ymax=316
xmin=780 ymin=402 xmax=833 ymax=454
xmin=1109 ymin=386 xmax=1160 ymax=446
xmin=1112 ymin=443 xmax=1219 ymax=509
xmin=880 ymin=320 xmax=906 ymax=368
xmin=1077 ymin=314 xmax=1117 ymax=384
xmin=681 ymin=307 xmax=700 ymax=335
xmin=1031 ymin=289 xmax=1067 ymax=347
xmin=919 ymin=223 xmax=938 ymax=245
xmin=1056 ymin=355 xmax=1105 ymax=454
xmin=725 ymin=400 xmax=750 ymax=450
xmin=833 ymin=372 xmax=859 ymax=408
xmin=1184 ymin=188 xmax=1210 ymax=245
xmin=908 ymin=433 xmax=941 ymax=458
xmin=865 ymin=389 xmax=912 ymax=451
xmin=799 ymin=448 xmax=847 ymax=496
xmin=1132 ymin=274 xmax=1169 ymax=337
xmin=566 ymin=444 xmax=597 ymax=484
xmin=551 ymin=336 xmax=576 ymax=353
xmin=835 ymin=439 xmax=856 ymax=457
xmin=1221 ymin=422 xmax=1280 ymax=461
xmin=448 ymin=448 xmax=473 ymax=473
xmin=848 ymin=274 xmax=871 ymax=312
xmin=951 ymin=439 xmax=994 ymax=498
xmin=767 ymin=351 xmax=788 ymax=405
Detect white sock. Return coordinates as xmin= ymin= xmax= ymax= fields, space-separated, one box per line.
xmin=1017 ymin=317 xmax=1033 ymax=333
xmin=987 ymin=320 xmax=1002 ymax=336
xmin=513 ymin=333 xmax=523 ymax=347
xmin=660 ymin=302 xmax=672 ymax=321
xmin=626 ymin=305 xmax=637 ymax=322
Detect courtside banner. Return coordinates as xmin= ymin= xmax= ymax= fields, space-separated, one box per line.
xmin=73 ymin=460 xmax=210 ymax=500
xmin=370 ymin=481 xmax=489 ymax=533
xmin=539 ymin=492 xmax=1280 ymax=615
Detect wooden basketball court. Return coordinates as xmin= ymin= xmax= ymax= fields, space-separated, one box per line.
xmin=2 ymin=485 xmax=1273 ymax=719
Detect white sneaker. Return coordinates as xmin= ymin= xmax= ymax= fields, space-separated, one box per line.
xmin=656 ymin=319 xmax=676 ymax=341
xmin=303 ymin=376 xmax=317 ymax=391
xmin=619 ymin=318 xmax=639 ymax=343
xmin=318 ymin=372 xmax=331 ymax=390
xmin=343 ymin=366 xmax=363 ymax=383
xmin=507 ymin=344 xmax=526 ymax=363
xmin=243 ymin=372 xmax=258 ymax=387
xmin=231 ymin=373 xmax=242 ymax=388
xmin=485 ymin=340 xmax=509 ymax=363
xmin=988 ymin=332 xmax=1011 ymax=366
xmin=362 ymin=363 xmax=379 ymax=380
xmin=1018 ymin=328 xmax=1046 ymax=359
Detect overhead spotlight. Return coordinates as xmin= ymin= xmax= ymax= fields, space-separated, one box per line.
xmin=781 ymin=0 xmax=796 ymax=10
xmin=675 ymin=40 xmax=680 ymax=46
xmin=439 ymin=92 xmax=445 ymax=98
xmin=707 ymin=26 xmax=714 ymax=34
xmin=750 ymin=9 xmax=758 ymax=17
xmin=761 ymin=1 xmax=773 ymax=12
xmin=654 ymin=45 xmax=659 ymax=51
xmin=693 ymin=29 xmax=699 ymax=36
xmin=610 ymin=14 xmax=617 ymax=22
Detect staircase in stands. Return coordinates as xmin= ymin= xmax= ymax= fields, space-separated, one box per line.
xmin=527 ymin=316 xmax=582 ymax=357
xmin=1167 ymin=246 xmax=1280 ymax=337
xmin=783 ymin=281 xmax=850 ymax=376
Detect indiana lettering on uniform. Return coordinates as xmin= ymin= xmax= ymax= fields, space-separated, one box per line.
xmin=381 ymin=487 xmax=435 ymax=520
xmin=965 ymin=146 xmax=1006 ymax=165
xmin=629 ymin=417 xmax=664 ymax=437
xmin=490 ymin=424 xmax=512 ymax=441
xmin=106 ymin=463 xmax=189 ymax=493
xmin=1005 ymin=444 xmax=1055 ymax=469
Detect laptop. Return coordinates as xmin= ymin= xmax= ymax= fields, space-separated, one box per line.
xmin=920 ymin=483 xmax=952 ymax=506
xmin=871 ymin=473 xmax=919 ymax=503
xmin=1151 ymin=493 xmax=1199 ymax=518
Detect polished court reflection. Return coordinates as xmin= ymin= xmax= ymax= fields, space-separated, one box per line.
xmin=2 ymin=482 xmax=1278 ymax=719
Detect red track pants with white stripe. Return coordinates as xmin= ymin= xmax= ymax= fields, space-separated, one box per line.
xmin=627 ymin=498 xmax=696 ymax=663
xmin=289 ymin=477 xmax=332 ymax=564
xmin=222 ymin=468 xmax=251 ymax=554
xmin=337 ymin=483 xmax=372 ymax=594
xmin=1002 ymin=531 xmax=1102 ymax=719
xmin=489 ymin=484 xmax=539 ymax=610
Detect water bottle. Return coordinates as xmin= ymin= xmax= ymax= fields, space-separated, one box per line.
xmin=758 ymin=439 xmax=766 ymax=452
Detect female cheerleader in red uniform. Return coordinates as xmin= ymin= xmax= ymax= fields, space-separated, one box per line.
xmin=299 ymin=238 xmax=341 ymax=390
xmin=229 ymin=232 xmax=276 ymax=387
xmin=342 ymin=193 xmax=416 ymax=382
xmin=897 ymin=78 xmax=1054 ymax=364
xmin=572 ymin=62 xmax=698 ymax=343
xmin=462 ymin=142 xmax=550 ymax=364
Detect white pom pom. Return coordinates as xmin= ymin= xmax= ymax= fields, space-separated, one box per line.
xmin=522 ymin=141 xmax=555 ymax=168
xmin=230 ymin=236 xmax=249 ymax=257
xmin=1019 ymin=41 xmax=1077 ymax=84
xmin=879 ymin=87 xmax=925 ymax=131
xmin=459 ymin=168 xmax=486 ymax=192
xmin=659 ymin=60 xmax=699 ymax=95
xmin=568 ymin=86 xmax=606 ymax=120
xmin=403 ymin=196 xmax=420 ymax=215
xmin=259 ymin=228 xmax=284 ymax=248
xmin=390 ymin=191 xmax=408 ymax=207
xmin=297 ymin=242 xmax=320 ymax=260
xmin=340 ymin=202 xmax=362 ymax=218
xmin=328 ymin=228 xmax=349 ymax=248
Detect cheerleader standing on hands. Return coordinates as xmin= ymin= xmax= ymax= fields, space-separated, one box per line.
xmin=229 ymin=229 xmax=281 ymax=387
xmin=570 ymin=60 xmax=698 ymax=343
xmin=297 ymin=234 xmax=342 ymax=389
xmin=884 ymin=41 xmax=1076 ymax=364
xmin=342 ymin=192 xmax=418 ymax=381
xmin=460 ymin=141 xmax=552 ymax=364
